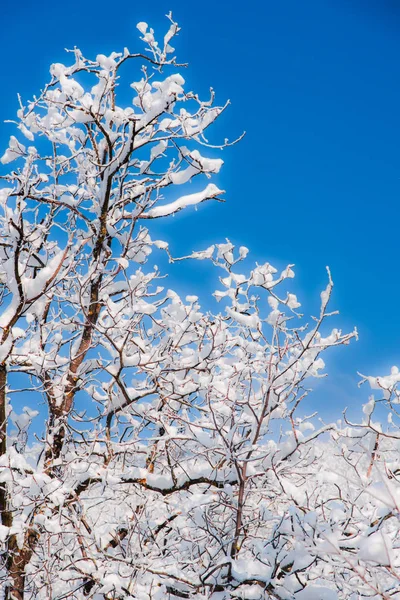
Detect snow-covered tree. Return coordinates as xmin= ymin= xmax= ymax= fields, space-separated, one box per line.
xmin=291 ymin=369 xmax=400 ymax=600
xmin=4 ymin=14 xmax=394 ymax=600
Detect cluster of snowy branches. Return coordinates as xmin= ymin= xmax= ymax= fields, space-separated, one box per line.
xmin=0 ymin=14 xmax=400 ymax=600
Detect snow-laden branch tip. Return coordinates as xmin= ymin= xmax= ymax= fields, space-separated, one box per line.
xmin=141 ymin=183 xmax=224 ymax=219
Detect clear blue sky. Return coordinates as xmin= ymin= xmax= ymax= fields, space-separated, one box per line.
xmin=1 ymin=0 xmax=399 ymax=418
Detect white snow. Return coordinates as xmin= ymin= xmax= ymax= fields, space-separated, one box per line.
xmin=143 ymin=183 xmax=223 ymax=218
